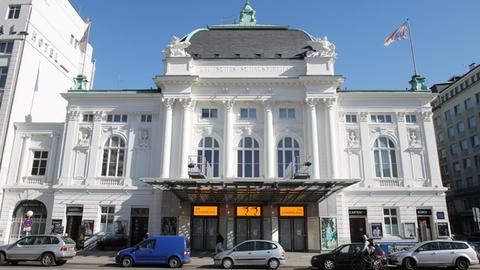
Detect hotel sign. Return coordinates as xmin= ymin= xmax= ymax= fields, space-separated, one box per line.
xmin=279 ymin=206 xmax=305 ymax=217
xmin=193 ymin=206 xmax=218 ymax=217
xmin=237 ymin=206 xmax=262 ymax=217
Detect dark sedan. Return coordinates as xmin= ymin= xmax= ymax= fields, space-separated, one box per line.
xmin=311 ymin=243 xmax=386 ymax=270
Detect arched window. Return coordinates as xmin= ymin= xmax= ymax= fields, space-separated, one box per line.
xmin=277 ymin=137 xmax=300 ymax=177
xmin=101 ymin=136 xmax=126 ymax=177
xmin=198 ymin=137 xmax=220 ymax=178
xmin=373 ymin=137 xmax=398 ymax=178
xmin=237 ymin=137 xmax=260 ymax=177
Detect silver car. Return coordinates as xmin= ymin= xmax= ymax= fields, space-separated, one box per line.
xmin=213 ymin=240 xmax=286 ymax=269
xmin=0 ymin=235 xmax=76 ymax=266
xmin=388 ymin=240 xmax=479 ymax=270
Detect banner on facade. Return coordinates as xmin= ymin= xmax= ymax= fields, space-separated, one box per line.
xmin=320 ymin=217 xmax=337 ymax=250
xmin=193 ymin=206 xmax=218 ymax=217
xmin=279 ymin=206 xmax=304 ymax=217
xmin=237 ymin=206 xmax=261 ymax=217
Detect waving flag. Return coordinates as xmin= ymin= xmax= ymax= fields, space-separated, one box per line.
xmin=79 ymin=21 xmax=91 ymax=53
xmin=384 ymin=21 xmax=409 ymax=47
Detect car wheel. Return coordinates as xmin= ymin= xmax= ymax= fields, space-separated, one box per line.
xmin=268 ymin=258 xmax=280 ymax=270
xmin=0 ymin=253 xmax=6 ymax=265
xmin=168 ymin=256 xmax=181 ymax=268
xmin=402 ymin=258 xmax=416 ymax=270
xmin=40 ymin=253 xmax=55 ymax=266
xmin=121 ymin=256 xmax=133 ymax=268
xmin=55 ymin=260 xmax=67 ymax=266
xmin=323 ymin=258 xmax=335 ymax=270
xmin=456 ymin=257 xmax=469 ymax=270
xmin=222 ymin=258 xmax=233 ymax=269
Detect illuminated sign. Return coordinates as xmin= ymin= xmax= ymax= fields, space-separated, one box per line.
xmin=236 ymin=206 xmax=262 ymax=217
xmin=193 ymin=206 xmax=218 ymax=217
xmin=280 ymin=206 xmax=305 ymax=217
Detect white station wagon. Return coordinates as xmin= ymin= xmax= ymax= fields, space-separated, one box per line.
xmin=388 ymin=240 xmax=479 ymax=270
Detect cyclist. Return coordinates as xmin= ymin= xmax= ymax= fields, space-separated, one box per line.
xmin=361 ymin=235 xmax=376 ymax=263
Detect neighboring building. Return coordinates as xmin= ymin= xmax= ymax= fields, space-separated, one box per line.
xmin=431 ymin=64 xmax=480 ymax=235
xmin=0 ymin=0 xmax=95 ymax=192
xmin=0 ymin=2 xmax=449 ymax=251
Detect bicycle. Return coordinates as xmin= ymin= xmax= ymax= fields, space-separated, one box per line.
xmin=351 ymin=253 xmax=385 ymax=270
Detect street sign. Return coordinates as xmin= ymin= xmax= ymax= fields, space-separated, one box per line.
xmin=23 ymin=218 xmax=33 ymax=228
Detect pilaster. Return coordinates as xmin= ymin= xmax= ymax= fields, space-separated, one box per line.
xmin=180 ymin=98 xmax=194 ymax=179
xmin=306 ymin=98 xmax=320 ymax=179
xmin=264 ymin=100 xmax=275 ymax=179
xmin=223 ymin=100 xmax=235 ymax=178
xmin=161 ymin=98 xmax=175 ymax=179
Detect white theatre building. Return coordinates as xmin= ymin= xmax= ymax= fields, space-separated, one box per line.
xmin=0 ymin=2 xmax=449 ymax=252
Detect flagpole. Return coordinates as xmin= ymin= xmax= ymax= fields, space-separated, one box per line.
xmin=406 ymin=18 xmax=418 ymax=76
xmin=81 ymin=18 xmax=91 ymax=76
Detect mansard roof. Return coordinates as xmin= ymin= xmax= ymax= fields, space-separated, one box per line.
xmin=183 ymin=26 xmax=314 ymax=60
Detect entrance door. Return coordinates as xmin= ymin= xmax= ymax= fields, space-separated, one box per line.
xmin=191 ymin=217 xmax=218 ymax=250
xmin=66 ymin=206 xmax=83 ymax=248
xmin=418 ymin=217 xmax=432 ymax=242
xmin=279 ymin=218 xmax=306 ymax=251
xmin=349 ymin=218 xmax=366 ymax=243
xmin=130 ymin=208 xmax=149 ymax=246
xmin=235 ymin=218 xmax=262 ymax=244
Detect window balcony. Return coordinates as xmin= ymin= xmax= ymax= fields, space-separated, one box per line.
xmin=96 ymin=177 xmax=125 ymax=186
xmin=375 ymin=178 xmax=404 ymax=187
xmin=22 ymin=176 xmax=46 ymax=185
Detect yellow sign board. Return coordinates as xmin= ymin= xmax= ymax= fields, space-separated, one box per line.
xmin=236 ymin=206 xmax=262 ymax=217
xmin=193 ymin=206 xmax=218 ymax=217
xmin=280 ymin=206 xmax=305 ymax=217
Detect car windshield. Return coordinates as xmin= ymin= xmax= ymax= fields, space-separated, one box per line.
xmin=61 ymin=237 xmax=75 ymax=244
xmin=332 ymin=245 xmax=347 ymax=253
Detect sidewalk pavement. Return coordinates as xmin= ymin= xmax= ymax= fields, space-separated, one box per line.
xmin=72 ymin=251 xmax=315 ymax=267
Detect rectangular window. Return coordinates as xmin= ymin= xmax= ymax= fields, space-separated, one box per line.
xmin=467 ymin=177 xmax=474 ymax=187
xmin=140 ymin=114 xmax=152 ymax=122
xmin=434 ymin=116 xmax=442 ymax=127
xmin=450 ymin=143 xmax=458 ymax=155
xmin=468 ymin=116 xmax=477 ymax=129
xmin=240 ymin=108 xmax=256 ymax=119
xmin=7 ymin=5 xmax=21 ymax=19
xmin=448 ymin=127 xmax=455 ymax=139
xmin=441 ymin=165 xmax=449 ymax=176
xmin=456 ymin=179 xmax=463 ymax=190
xmin=371 ymin=114 xmax=392 ymax=123
xmin=440 ymin=149 xmax=447 ymax=159
xmin=201 ymin=108 xmax=218 ymax=119
xmin=0 ymin=67 xmax=7 ymax=88
xmin=100 ymin=206 xmax=115 ymax=233
xmin=463 ymin=158 xmax=472 ymax=169
xmin=279 ymin=108 xmax=295 ymax=119
xmin=405 ymin=114 xmax=417 ymax=123
xmin=471 ymin=135 xmax=480 ymax=148
xmin=383 ymin=208 xmax=399 ymax=235
xmin=444 ymin=110 xmax=452 ymax=122
xmin=475 ymin=155 xmax=480 ymax=168
xmin=0 ymin=42 xmax=14 ymax=54
xmin=31 ymin=151 xmax=48 ymax=176
xmin=457 ymin=122 xmax=466 ymax=135
xmin=460 ymin=139 xmax=469 ymax=152
xmin=437 ymin=132 xmax=445 ymax=143
xmin=106 ymin=114 xmax=128 ymax=123
xmin=345 ymin=114 xmax=357 ymax=123
xmin=476 ymin=93 xmax=480 ymax=105
xmin=453 ymin=161 xmax=461 ymax=173
xmin=465 ymin=97 xmax=474 ymax=111
xmin=454 ymin=104 xmax=463 ymax=116
xmin=82 ymin=114 xmax=94 ymax=122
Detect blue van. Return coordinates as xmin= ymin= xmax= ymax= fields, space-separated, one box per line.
xmin=116 ymin=236 xmax=191 ymax=268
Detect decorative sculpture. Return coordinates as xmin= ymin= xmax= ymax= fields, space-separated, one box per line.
xmin=163 ymin=36 xmax=191 ymax=57
xmin=307 ymin=36 xmax=337 ymax=58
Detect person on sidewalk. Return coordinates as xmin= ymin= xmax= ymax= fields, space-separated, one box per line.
xmin=215 ymin=233 xmax=224 ymax=254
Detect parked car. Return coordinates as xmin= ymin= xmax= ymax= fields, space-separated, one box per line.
xmin=213 ymin=240 xmax=286 ymax=269
xmin=116 ymin=236 xmax=190 ymax=268
xmin=311 ymin=243 xmax=386 ymax=270
xmin=0 ymin=235 xmax=76 ymax=266
xmin=388 ymin=240 xmax=479 ymax=270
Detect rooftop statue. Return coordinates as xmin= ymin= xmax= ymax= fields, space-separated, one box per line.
xmin=163 ymin=36 xmax=191 ymax=57
xmin=306 ymin=36 xmax=337 ymax=58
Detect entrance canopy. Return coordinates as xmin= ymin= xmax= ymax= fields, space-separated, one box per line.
xmin=141 ymin=179 xmax=359 ymax=204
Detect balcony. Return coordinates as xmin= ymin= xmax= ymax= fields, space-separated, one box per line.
xmin=375 ymin=178 xmax=404 ymax=187
xmin=95 ymin=177 xmax=125 ymax=186
xmin=22 ymin=176 xmax=46 ymax=185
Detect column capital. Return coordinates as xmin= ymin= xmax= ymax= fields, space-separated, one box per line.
xmin=419 ymin=111 xmax=433 ymax=122
xmin=93 ymin=111 xmax=105 ymax=122
xmin=179 ymin=98 xmax=194 ymax=110
xmin=67 ymin=109 xmax=81 ymax=121
xmin=359 ymin=112 xmax=369 ymax=122
xmin=396 ymin=112 xmax=406 ymax=122
xmin=222 ymin=99 xmax=235 ymax=110
xmin=263 ymin=100 xmax=274 ymax=111
xmin=323 ymin=98 xmax=337 ymax=109
xmin=162 ymin=98 xmax=176 ymax=109
xmin=305 ymin=98 xmax=319 ymax=108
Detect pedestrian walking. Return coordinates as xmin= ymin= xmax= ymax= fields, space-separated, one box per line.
xmin=215 ymin=233 xmax=224 ymax=254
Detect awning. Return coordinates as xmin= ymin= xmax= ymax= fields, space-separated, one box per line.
xmin=141 ymin=178 xmax=359 ymax=204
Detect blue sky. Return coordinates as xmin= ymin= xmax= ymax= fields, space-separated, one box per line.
xmin=70 ymin=0 xmax=480 ymax=90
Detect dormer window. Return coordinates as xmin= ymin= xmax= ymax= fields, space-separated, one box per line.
xmin=275 ymin=53 xmax=282 ymax=58
xmin=235 ymin=53 xmax=241 ymax=58
xmin=255 ymin=53 xmax=263 ymax=58
xmin=214 ymin=53 xmax=220 ymax=58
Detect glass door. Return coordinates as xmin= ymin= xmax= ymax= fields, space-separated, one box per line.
xmin=279 ymin=219 xmax=291 ymax=251
xmin=279 ymin=218 xmax=306 ymax=251
xmin=235 ymin=218 xmax=263 ymax=244
xmin=191 ymin=217 xmax=218 ymax=250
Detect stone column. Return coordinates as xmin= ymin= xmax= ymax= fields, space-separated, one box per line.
xmin=161 ymin=98 xmax=174 ymax=179
xmin=180 ymin=98 xmax=193 ymax=179
xmin=306 ymin=98 xmax=320 ymax=179
xmin=396 ymin=112 xmax=413 ymax=186
xmin=264 ymin=101 xmax=275 ymax=179
xmin=16 ymin=134 xmax=30 ymax=184
xmin=46 ymin=133 xmax=60 ymax=185
xmin=420 ymin=111 xmax=442 ymax=185
xmin=59 ymin=109 xmax=81 ymax=184
xmin=326 ymin=99 xmax=339 ymax=179
xmin=86 ymin=111 xmax=103 ymax=185
xmin=359 ymin=112 xmax=373 ymax=186
xmin=223 ymin=100 xmax=235 ymax=178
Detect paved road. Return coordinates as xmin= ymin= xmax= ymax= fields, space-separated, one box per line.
xmin=1 ymin=263 xmax=480 ymax=270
